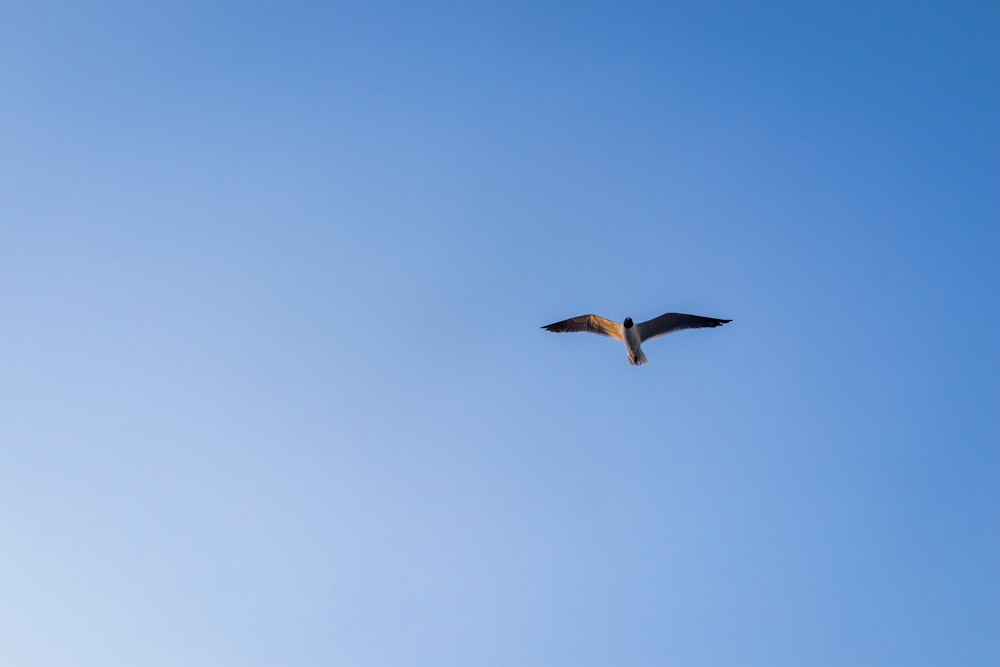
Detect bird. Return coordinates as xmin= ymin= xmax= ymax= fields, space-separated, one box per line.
xmin=541 ymin=311 xmax=731 ymax=365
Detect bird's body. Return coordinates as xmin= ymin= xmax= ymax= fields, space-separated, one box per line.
xmin=622 ymin=317 xmax=647 ymax=365
xmin=542 ymin=311 xmax=730 ymax=365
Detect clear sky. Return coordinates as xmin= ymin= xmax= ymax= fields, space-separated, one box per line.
xmin=2 ymin=2 xmax=997 ymax=666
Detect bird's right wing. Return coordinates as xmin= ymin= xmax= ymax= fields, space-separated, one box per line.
xmin=636 ymin=312 xmax=731 ymax=342
xmin=541 ymin=314 xmax=623 ymax=341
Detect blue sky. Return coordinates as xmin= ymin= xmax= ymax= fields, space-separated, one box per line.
xmin=2 ymin=2 xmax=997 ymax=665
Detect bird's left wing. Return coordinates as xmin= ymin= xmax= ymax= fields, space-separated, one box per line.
xmin=541 ymin=314 xmax=623 ymax=341
xmin=636 ymin=312 xmax=731 ymax=342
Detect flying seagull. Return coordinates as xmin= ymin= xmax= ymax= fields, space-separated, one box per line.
xmin=541 ymin=311 xmax=731 ymax=365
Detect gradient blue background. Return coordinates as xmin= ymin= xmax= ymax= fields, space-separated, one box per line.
xmin=2 ymin=2 xmax=998 ymax=665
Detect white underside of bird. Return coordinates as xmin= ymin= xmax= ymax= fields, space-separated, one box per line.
xmin=622 ymin=321 xmax=648 ymax=365
xmin=541 ymin=311 xmax=731 ymax=365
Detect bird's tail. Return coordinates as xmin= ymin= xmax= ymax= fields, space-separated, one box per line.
xmin=628 ymin=349 xmax=648 ymax=366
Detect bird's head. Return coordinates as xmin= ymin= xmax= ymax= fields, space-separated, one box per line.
xmin=623 ymin=317 xmax=633 ymax=329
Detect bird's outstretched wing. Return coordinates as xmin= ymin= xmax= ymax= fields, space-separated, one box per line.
xmin=637 ymin=312 xmax=731 ymax=342
xmin=541 ymin=314 xmax=623 ymax=341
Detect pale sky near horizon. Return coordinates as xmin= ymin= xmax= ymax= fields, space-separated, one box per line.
xmin=2 ymin=2 xmax=998 ymax=666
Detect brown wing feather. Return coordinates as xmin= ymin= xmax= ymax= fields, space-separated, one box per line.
xmin=637 ymin=312 xmax=731 ymax=342
xmin=541 ymin=314 xmax=623 ymax=341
